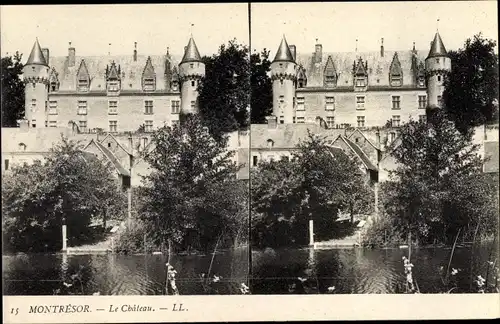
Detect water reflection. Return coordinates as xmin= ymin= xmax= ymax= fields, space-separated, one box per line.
xmin=3 ymin=247 xmax=249 ymax=295
xmin=252 ymin=246 xmax=498 ymax=294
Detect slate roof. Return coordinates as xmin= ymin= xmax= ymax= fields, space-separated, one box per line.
xmin=84 ymin=139 xmax=130 ymax=177
xmin=250 ymin=123 xmax=345 ymax=149
xmin=427 ymin=32 xmax=448 ymax=58
xmin=45 ymin=54 xmax=182 ymax=92
xmin=273 ymin=36 xmax=295 ymax=63
xmin=26 ymin=39 xmax=48 ymax=66
xmin=294 ymin=49 xmax=426 ymax=88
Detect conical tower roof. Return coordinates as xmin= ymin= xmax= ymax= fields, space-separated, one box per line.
xmin=273 ymin=35 xmax=295 ymax=63
xmin=427 ymin=32 xmax=448 ymax=58
xmin=26 ymin=38 xmax=48 ymax=66
xmin=181 ymin=36 xmax=202 ymax=63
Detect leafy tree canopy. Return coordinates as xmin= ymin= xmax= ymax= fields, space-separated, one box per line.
xmin=250 ymin=49 xmax=273 ymax=124
xmin=387 ymin=109 xmax=496 ymax=244
xmin=139 ymin=114 xmax=246 ymax=252
xmin=197 ymin=39 xmax=250 ymax=142
xmin=443 ymin=33 xmax=499 ymax=135
xmin=1 ymin=52 xmax=25 ymax=127
xmin=2 ymin=136 xmax=125 ymax=253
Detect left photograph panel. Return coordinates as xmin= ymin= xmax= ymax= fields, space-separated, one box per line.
xmin=1 ymin=4 xmax=250 ymax=296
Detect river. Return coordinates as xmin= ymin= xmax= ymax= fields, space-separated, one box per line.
xmin=2 ymin=247 xmax=249 ymax=295
xmin=251 ymin=245 xmax=499 ymax=294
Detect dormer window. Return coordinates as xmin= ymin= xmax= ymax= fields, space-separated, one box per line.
xmin=389 ymin=53 xmax=403 ymax=87
xmin=78 ymin=78 xmax=89 ymax=92
xmin=107 ymin=80 xmax=120 ymax=93
xmin=106 ymin=62 xmax=121 ymax=95
xmin=143 ymin=78 xmax=155 ymax=92
xmin=172 ymin=81 xmax=179 ymax=92
xmin=353 ymin=58 xmax=368 ymax=90
xmin=323 ymin=56 xmax=337 ymax=88
xmin=355 ymin=78 xmax=366 ymax=87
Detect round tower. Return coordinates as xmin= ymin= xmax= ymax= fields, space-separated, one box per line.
xmin=270 ymin=35 xmax=297 ymax=124
xmin=179 ymin=36 xmax=205 ymax=115
xmin=425 ymin=32 xmax=451 ymax=109
xmin=23 ymin=38 xmax=49 ymax=128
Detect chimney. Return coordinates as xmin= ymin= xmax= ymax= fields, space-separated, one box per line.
xmin=380 ymin=38 xmax=384 ymax=57
xmin=133 ymin=42 xmax=137 ymax=62
xmin=68 ymin=42 xmax=76 ymax=67
xmin=289 ymin=45 xmax=296 ymax=61
xmin=315 ymin=43 xmax=322 ymax=63
xmin=265 ymin=115 xmax=278 ymax=129
xmin=42 ymin=48 xmax=50 ymax=65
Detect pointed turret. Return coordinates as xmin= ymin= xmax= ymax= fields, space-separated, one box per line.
xmin=181 ymin=36 xmax=202 ymax=63
xmin=427 ymin=32 xmax=448 ymax=58
xmin=273 ymin=35 xmax=295 ymax=63
xmin=26 ymin=38 xmax=48 ymax=66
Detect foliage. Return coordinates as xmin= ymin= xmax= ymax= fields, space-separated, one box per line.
xmin=138 ymin=114 xmax=246 ymax=253
xmin=1 ymin=52 xmax=25 ymax=127
xmin=2 ymin=136 xmax=126 ymax=253
xmin=250 ymin=49 xmax=273 ymax=124
xmin=197 ymin=39 xmax=250 ymax=141
xmin=443 ymin=33 xmax=499 ymax=135
xmin=385 ymin=109 xmax=497 ymax=245
xmin=251 ymin=131 xmax=374 ymax=248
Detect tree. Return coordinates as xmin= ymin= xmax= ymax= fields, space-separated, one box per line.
xmin=442 ymin=33 xmax=499 ymax=135
xmin=250 ymin=49 xmax=273 ymax=124
xmin=2 ymin=136 xmax=125 ymax=252
xmin=197 ymin=39 xmax=250 ymax=141
xmin=139 ymin=114 xmax=244 ymax=252
xmin=387 ymin=110 xmax=495 ymax=244
xmin=1 ymin=52 xmax=25 ymax=127
xmin=251 ymin=132 xmax=373 ymax=248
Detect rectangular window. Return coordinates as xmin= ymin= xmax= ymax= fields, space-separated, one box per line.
xmin=78 ymin=79 xmax=89 ymax=92
xmin=418 ymin=95 xmax=427 ymax=109
xmin=49 ymin=121 xmax=57 ymax=128
xmin=296 ymin=117 xmax=305 ymax=124
xmin=78 ymin=120 xmax=87 ymax=131
xmin=142 ymin=137 xmax=149 ymax=148
xmin=31 ymin=99 xmax=36 ymax=112
xmin=419 ymin=115 xmax=426 ymax=123
xmin=32 ymin=120 xmax=36 ymax=128
xmin=77 ymin=101 xmax=87 ymax=115
xmin=252 ymin=156 xmax=258 ymax=167
xmin=392 ymin=96 xmax=401 ymax=110
xmin=356 ymin=96 xmax=365 ymax=110
xmin=171 ymin=100 xmax=180 ymax=114
xmin=109 ymin=120 xmax=118 ymax=132
xmin=107 ymin=80 xmax=120 ymax=92
xmin=108 ymin=101 xmax=118 ymax=115
xmin=279 ymin=95 xmax=284 ymax=105
xmin=48 ymin=101 xmax=58 ymax=115
xmin=144 ymin=120 xmax=153 ymax=132
xmin=390 ymin=132 xmax=396 ymax=142
xmin=190 ymin=101 xmax=196 ymax=110
xmin=296 ymin=97 xmax=305 ymax=111
xmin=325 ymin=96 xmax=335 ymax=111
xmin=355 ymin=78 xmax=366 ymax=87
xmin=4 ymin=159 xmax=9 ymax=171
xmin=437 ymin=95 xmax=442 ymax=107
xmin=143 ymin=78 xmax=155 ymax=92
xmin=144 ymin=100 xmax=154 ymax=114
xmin=357 ymin=116 xmax=365 ymax=128
xmin=326 ymin=116 xmax=335 ymax=128
xmin=392 ymin=115 xmax=401 ymax=127
xmin=279 ymin=116 xmax=285 ymax=124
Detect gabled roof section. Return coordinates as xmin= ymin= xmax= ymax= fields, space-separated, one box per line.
xmin=389 ymin=52 xmax=402 ymax=76
xmin=142 ymin=56 xmax=156 ymax=78
xmin=76 ymin=60 xmax=90 ymax=81
xmin=181 ymin=36 xmax=202 ymax=63
xmin=106 ymin=61 xmax=121 ymax=80
xmin=26 ymin=38 xmax=48 ymax=66
xmin=83 ymin=139 xmax=130 ymax=177
xmin=98 ymin=133 xmax=132 ymax=155
xmin=297 ymin=65 xmax=307 ymax=80
xmin=273 ymin=35 xmax=295 ymax=63
xmin=427 ymin=32 xmax=448 ymax=58
xmin=347 ymin=128 xmax=379 ymax=150
xmin=49 ymin=67 xmax=59 ymax=82
xmin=354 ymin=58 xmax=367 ymax=76
xmin=324 ymin=55 xmax=337 ymax=76
xmin=331 ymin=135 xmax=378 ymax=171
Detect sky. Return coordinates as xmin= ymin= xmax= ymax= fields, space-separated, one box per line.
xmin=1 ymin=4 xmax=249 ymax=60
xmin=251 ymin=1 xmax=498 ymax=55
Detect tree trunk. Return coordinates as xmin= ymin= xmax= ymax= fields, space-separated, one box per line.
xmin=103 ymin=209 xmax=107 ymax=231
xmin=350 ymin=201 xmax=354 ymax=223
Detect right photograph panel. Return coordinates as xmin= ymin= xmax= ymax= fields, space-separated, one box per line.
xmin=250 ymin=1 xmax=499 ymax=294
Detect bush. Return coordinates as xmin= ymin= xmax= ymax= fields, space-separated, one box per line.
xmin=113 ymin=220 xmax=159 ymax=254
